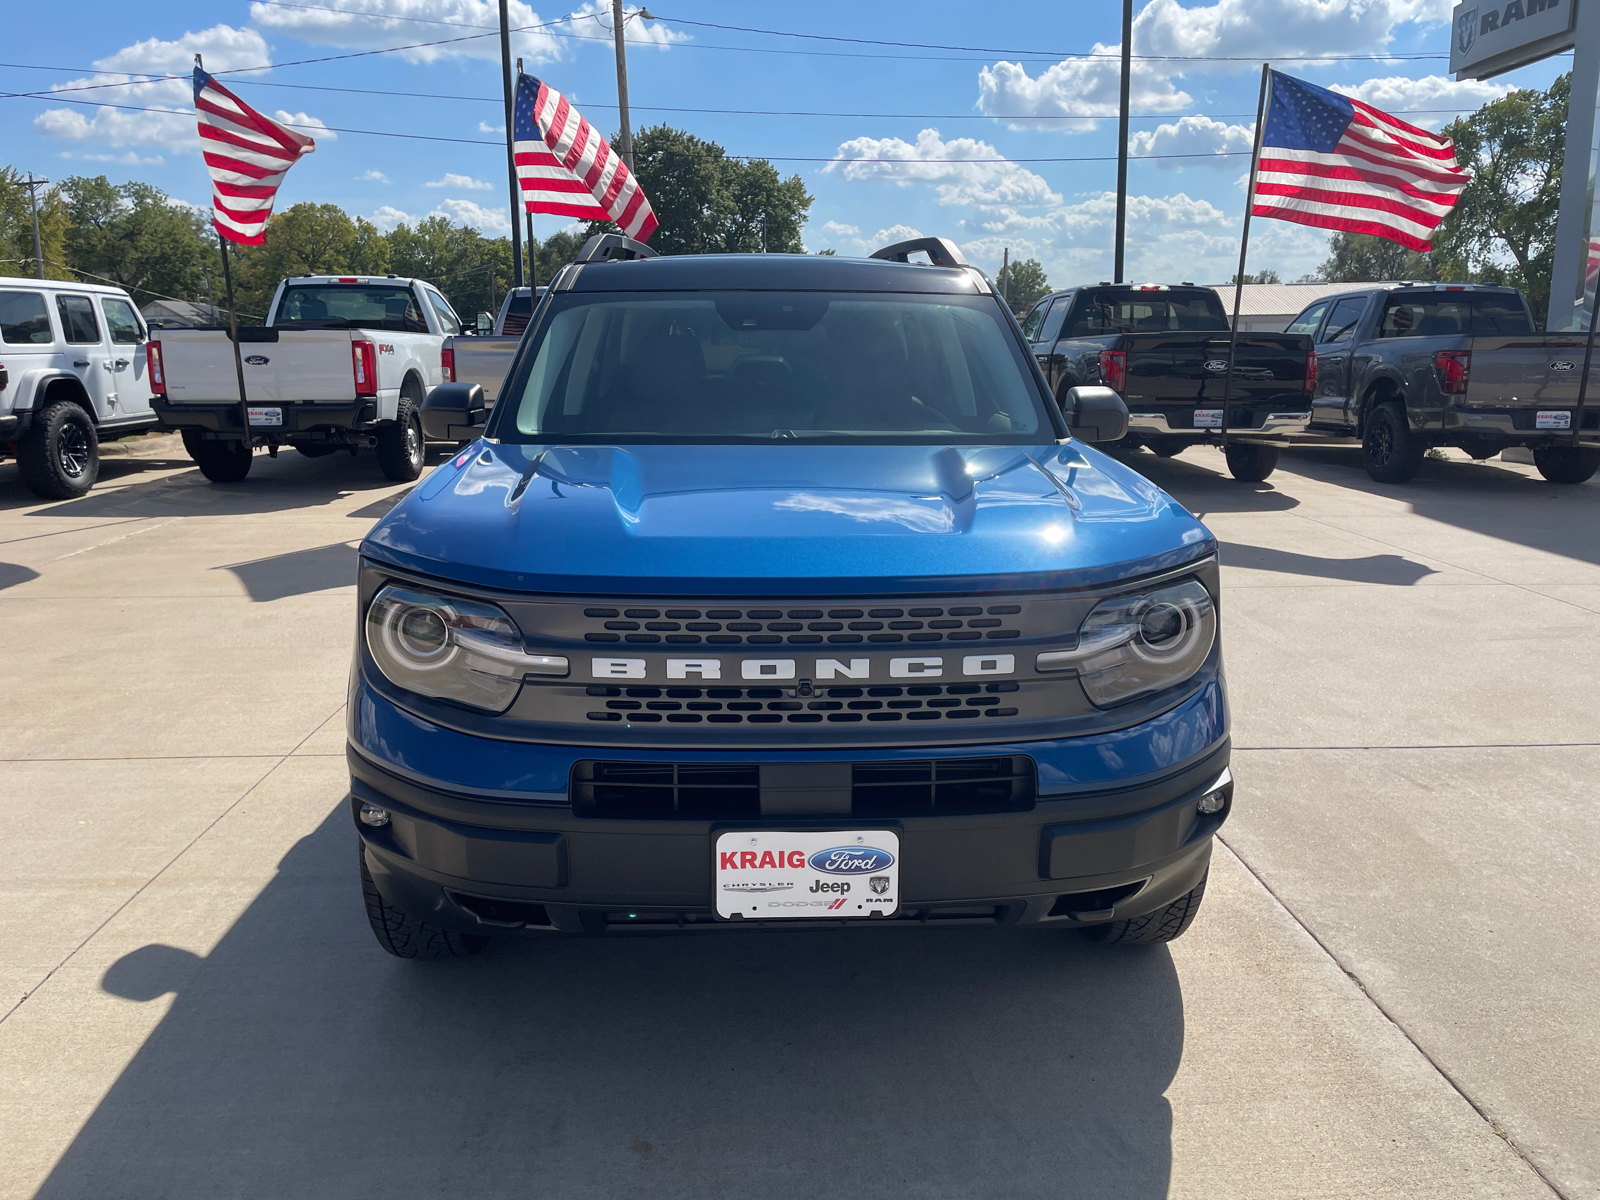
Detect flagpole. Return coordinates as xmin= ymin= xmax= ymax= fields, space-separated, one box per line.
xmin=1222 ymin=63 xmax=1272 ymax=451
xmin=499 ymin=1 xmax=524 ymax=289
xmin=196 ymin=54 xmax=255 ymax=457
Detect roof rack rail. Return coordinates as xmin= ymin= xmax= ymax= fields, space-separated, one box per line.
xmin=574 ymin=233 xmax=659 ymax=264
xmin=868 ymin=237 xmax=968 ymax=268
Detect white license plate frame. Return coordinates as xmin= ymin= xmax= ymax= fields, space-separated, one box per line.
xmin=715 ymin=830 xmax=899 ymax=920
xmin=1193 ymin=408 xmax=1224 ymax=429
xmin=247 ymin=406 xmax=284 ymax=427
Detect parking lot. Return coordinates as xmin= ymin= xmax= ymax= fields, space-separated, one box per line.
xmin=1 ymin=435 xmax=1596 ymax=1200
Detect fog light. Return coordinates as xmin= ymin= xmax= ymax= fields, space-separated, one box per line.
xmin=1197 ymin=791 xmax=1226 ymax=815
xmin=359 ymin=803 xmax=391 ymax=827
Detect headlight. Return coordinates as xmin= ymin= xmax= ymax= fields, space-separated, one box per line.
xmin=365 ymin=584 xmax=567 ymax=714
xmin=1035 ymin=579 xmax=1215 ymax=707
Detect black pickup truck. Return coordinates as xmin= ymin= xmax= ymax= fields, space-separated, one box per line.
xmin=1022 ymin=283 xmax=1315 ymax=482
xmin=1290 ymin=283 xmax=1600 ymax=484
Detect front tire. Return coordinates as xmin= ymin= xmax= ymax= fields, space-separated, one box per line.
xmin=16 ymin=399 xmax=99 ymax=500
xmin=1083 ymin=873 xmax=1207 ymax=946
xmin=1224 ymin=441 xmax=1280 ymax=482
xmin=1533 ymin=446 xmax=1600 ymax=485
xmin=1362 ymin=400 xmax=1423 ymax=483
xmin=376 ymin=389 xmax=425 ymax=482
xmin=359 ymin=844 xmax=490 ymax=960
xmin=181 ymin=430 xmax=253 ymax=483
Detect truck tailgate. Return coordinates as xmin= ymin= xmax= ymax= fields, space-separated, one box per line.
xmin=160 ymin=329 xmax=356 ymax=404
xmin=1466 ymin=335 xmax=1600 ymax=407
xmin=1120 ymin=333 xmax=1309 ymax=404
xmin=448 ymin=336 xmax=520 ymax=403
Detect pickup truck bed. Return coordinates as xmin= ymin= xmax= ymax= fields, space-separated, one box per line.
xmin=442 ymin=286 xmax=546 ymax=406
xmin=1022 ymin=284 xmax=1314 ymax=481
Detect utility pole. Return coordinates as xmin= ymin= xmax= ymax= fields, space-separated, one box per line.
xmin=499 ymin=0 xmax=524 ymax=287
xmin=23 ymin=174 xmax=49 ymax=280
xmin=611 ymin=1 xmax=640 ymax=174
xmin=1113 ymin=0 xmax=1132 ymax=284
xmin=1001 ymin=247 xmax=1010 ymax=312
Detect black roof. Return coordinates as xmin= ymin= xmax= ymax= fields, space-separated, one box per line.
xmin=566 ymin=253 xmax=988 ymax=295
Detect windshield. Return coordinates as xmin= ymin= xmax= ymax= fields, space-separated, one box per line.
xmin=273 ymin=284 xmax=427 ymax=332
xmin=1067 ymin=289 xmax=1230 ymax=336
xmin=497 ymin=292 xmax=1050 ymax=443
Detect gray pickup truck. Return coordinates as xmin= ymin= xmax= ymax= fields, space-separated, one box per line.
xmin=1291 ymin=283 xmax=1600 ymax=484
xmin=441 ymin=286 xmax=547 ymax=407
xmin=1022 ymin=283 xmax=1314 ymax=483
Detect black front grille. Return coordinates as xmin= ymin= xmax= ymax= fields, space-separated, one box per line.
xmin=571 ymin=756 xmax=1035 ymax=820
xmin=579 ymin=603 xmax=1022 ymax=645
xmin=581 ymin=682 xmax=1021 ymax=725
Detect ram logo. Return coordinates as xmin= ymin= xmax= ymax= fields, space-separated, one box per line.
xmin=1455 ymin=9 xmax=1477 ymax=52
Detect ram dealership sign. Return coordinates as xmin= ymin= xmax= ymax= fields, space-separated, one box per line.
xmin=1450 ymin=0 xmax=1577 ymax=79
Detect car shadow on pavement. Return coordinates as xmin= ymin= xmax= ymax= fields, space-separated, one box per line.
xmin=219 ymin=542 xmax=359 ymax=601
xmin=1109 ymin=450 xmax=1301 ymax=516
xmin=40 ymin=808 xmax=1184 ymax=1200
xmin=0 ymin=561 xmax=40 ymax=590
xmin=1218 ymin=542 xmax=1438 ymax=585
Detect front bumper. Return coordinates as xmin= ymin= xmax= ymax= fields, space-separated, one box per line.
xmin=153 ymin=397 xmax=377 ymax=435
xmin=1128 ymin=410 xmax=1312 ymax=439
xmin=349 ymin=735 xmax=1231 ymax=937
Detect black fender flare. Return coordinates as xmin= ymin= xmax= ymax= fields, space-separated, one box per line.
xmin=1355 ymin=371 xmax=1405 ymax=435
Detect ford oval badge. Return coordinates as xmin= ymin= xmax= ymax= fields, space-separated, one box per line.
xmin=1203 ymin=359 xmax=1229 ymax=373
xmin=1550 ymin=360 xmax=1576 ymax=372
xmin=809 ymin=846 xmax=895 ymax=874
xmin=245 ymin=355 xmax=270 ymax=366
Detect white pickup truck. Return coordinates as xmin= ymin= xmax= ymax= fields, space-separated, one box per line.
xmin=1 ymin=276 xmax=160 ymax=499
xmin=150 ymin=275 xmax=462 ymax=482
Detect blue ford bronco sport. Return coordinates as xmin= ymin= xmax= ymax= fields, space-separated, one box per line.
xmin=349 ymin=235 xmax=1231 ymax=957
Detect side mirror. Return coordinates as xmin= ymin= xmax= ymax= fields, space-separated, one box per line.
xmin=421 ymin=382 xmax=487 ymax=441
xmin=1062 ymin=385 xmax=1129 ymax=444
xmin=475 ymin=311 xmax=494 ymax=335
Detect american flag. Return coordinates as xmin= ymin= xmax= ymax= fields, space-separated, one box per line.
xmin=1252 ymin=71 xmax=1470 ymax=253
xmin=193 ymin=66 xmax=316 ymax=246
xmin=514 ymin=74 xmax=657 ymax=242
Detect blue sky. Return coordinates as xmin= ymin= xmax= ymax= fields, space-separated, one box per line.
xmin=2 ymin=0 xmax=1572 ymax=286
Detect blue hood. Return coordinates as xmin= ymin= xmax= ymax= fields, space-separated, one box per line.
xmin=363 ymin=442 xmax=1214 ymax=595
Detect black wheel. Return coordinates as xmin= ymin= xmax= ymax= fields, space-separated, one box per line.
xmin=1146 ymin=436 xmax=1187 ymax=459
xmin=16 ymin=399 xmax=99 ymax=499
xmin=1362 ymin=400 xmax=1423 ymax=483
xmin=1224 ymin=441 xmax=1280 ymax=482
xmin=181 ymin=429 xmax=253 ymax=483
xmin=295 ymin=443 xmax=339 ymax=458
xmin=376 ymin=386 xmax=425 ymax=482
xmin=1533 ymin=446 xmax=1600 ymax=485
xmin=1083 ymin=873 xmax=1208 ymax=946
xmin=359 ymin=844 xmax=490 ymax=960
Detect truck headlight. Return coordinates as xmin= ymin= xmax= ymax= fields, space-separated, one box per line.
xmin=365 ymin=584 xmax=567 ymax=714
xmin=1035 ymin=579 xmax=1215 ymax=707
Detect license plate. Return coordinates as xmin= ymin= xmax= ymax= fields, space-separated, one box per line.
xmin=1193 ymin=408 xmax=1223 ymax=428
xmin=1536 ymin=410 xmax=1571 ymax=430
xmin=715 ymin=830 xmax=899 ymax=920
xmin=247 ymin=406 xmax=283 ymax=427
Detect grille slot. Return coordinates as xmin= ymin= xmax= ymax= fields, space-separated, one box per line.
xmin=581 ymin=604 xmax=1021 ymax=644
xmin=583 ymin=683 xmax=1022 ymax=726
xmin=571 ymin=756 xmax=1035 ymax=820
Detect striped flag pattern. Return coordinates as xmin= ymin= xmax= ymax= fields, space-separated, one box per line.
xmin=514 ymin=73 xmax=657 ymax=241
xmin=1252 ymin=71 xmax=1470 ymax=253
xmin=194 ymin=66 xmax=316 ymax=246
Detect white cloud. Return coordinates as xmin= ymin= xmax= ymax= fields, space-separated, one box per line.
xmin=359 ymin=170 xmax=391 ymax=183
xmin=430 ymin=198 xmax=511 ymax=234
xmin=1134 ymin=0 xmax=1451 ymax=71
xmin=274 ymin=110 xmax=336 ymax=140
xmin=59 ymin=150 xmax=165 ymax=165
xmin=479 ymin=121 xmax=506 ymax=134
xmin=1131 ymin=115 xmax=1255 ymax=171
xmin=819 ymin=220 xmax=860 ymax=239
xmin=827 ymin=129 xmax=1060 ymax=211
xmin=249 ymin=0 xmax=563 ymax=65
xmin=31 ymin=26 xmax=330 ymax=155
xmin=426 ymin=173 xmax=493 ymax=190
xmin=371 ymin=206 xmax=416 ymax=232
xmin=1330 ymin=75 xmax=1512 ymax=129
xmin=978 ymin=57 xmax=1190 ymax=134
xmin=871 ymin=225 xmax=924 ymax=247
xmin=568 ymin=3 xmax=692 ymax=47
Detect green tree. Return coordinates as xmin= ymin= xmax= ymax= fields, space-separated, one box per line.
xmin=1314 ymin=233 xmax=1435 ymax=285
xmin=532 ymin=224 xmax=589 ymax=283
xmin=0 ymin=167 xmax=71 ymax=279
xmin=995 ymin=258 xmax=1049 ymax=314
xmin=388 ymin=214 xmax=512 ymax=320
xmin=583 ymin=125 xmax=813 ymax=255
xmin=1230 ymin=269 xmax=1282 ymax=284
xmin=59 ymin=175 xmax=219 ymax=305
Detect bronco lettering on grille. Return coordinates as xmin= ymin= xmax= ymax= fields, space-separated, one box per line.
xmin=590 ymin=654 xmax=1017 ymax=682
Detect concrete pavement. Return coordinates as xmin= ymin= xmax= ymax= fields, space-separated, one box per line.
xmin=0 ymin=436 xmax=1592 ymax=1198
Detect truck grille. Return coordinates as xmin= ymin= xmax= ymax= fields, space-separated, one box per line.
xmin=582 ymin=682 xmax=1021 ymax=724
xmin=571 ymin=756 xmax=1035 ymax=820
xmin=579 ymin=604 xmax=1023 ymax=645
